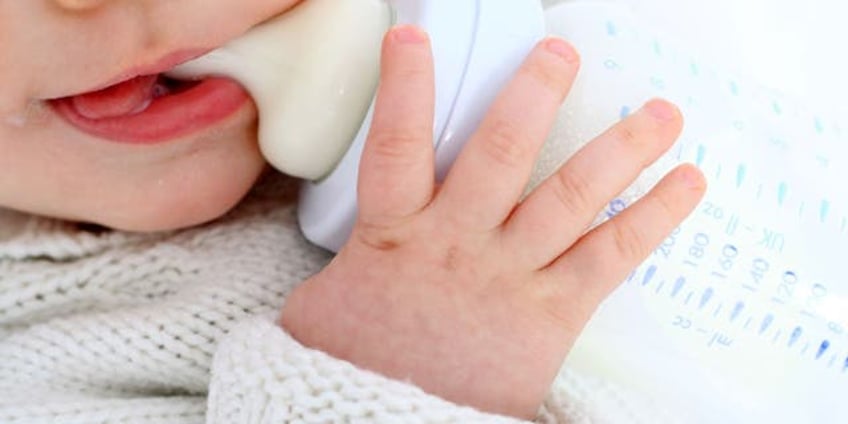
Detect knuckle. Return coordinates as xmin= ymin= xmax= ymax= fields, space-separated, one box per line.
xmin=610 ymin=120 xmax=659 ymax=167
xmin=483 ymin=118 xmax=530 ymax=168
xmin=354 ymin=218 xmax=405 ymax=252
xmin=652 ymin=189 xmax=680 ymax=222
xmin=612 ymin=121 xmax=644 ymax=149
xmin=392 ymin=61 xmax=430 ymax=83
xmin=368 ymin=131 xmax=421 ymax=163
xmin=551 ymin=167 xmax=595 ymax=217
xmin=610 ymin=220 xmax=650 ymax=262
xmin=538 ymin=275 xmax=597 ymax=327
xmin=524 ymin=55 xmax=570 ymax=101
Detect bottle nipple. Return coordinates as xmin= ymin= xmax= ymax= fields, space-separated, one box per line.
xmin=167 ymin=0 xmax=392 ymax=180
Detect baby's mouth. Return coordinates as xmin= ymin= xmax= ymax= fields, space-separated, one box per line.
xmin=49 ymin=70 xmax=251 ymax=144
xmin=66 ymin=74 xmax=200 ymax=120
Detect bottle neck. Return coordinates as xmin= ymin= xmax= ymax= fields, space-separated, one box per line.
xmin=167 ymin=0 xmax=392 ymax=180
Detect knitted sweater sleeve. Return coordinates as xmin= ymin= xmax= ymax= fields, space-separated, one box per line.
xmin=206 ymin=312 xmax=679 ymax=424
xmin=206 ymin=314 xmax=527 ymax=423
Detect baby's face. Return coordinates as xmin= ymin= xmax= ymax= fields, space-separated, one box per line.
xmin=0 ymin=0 xmax=302 ymax=231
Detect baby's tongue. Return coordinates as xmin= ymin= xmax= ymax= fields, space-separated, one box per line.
xmin=70 ymin=75 xmax=159 ymax=120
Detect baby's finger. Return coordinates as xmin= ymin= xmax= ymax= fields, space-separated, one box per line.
xmin=434 ymin=38 xmax=579 ymax=232
xmin=358 ymin=25 xmax=436 ymax=228
xmin=501 ymin=100 xmax=682 ymax=270
xmin=544 ymin=165 xmax=706 ymax=308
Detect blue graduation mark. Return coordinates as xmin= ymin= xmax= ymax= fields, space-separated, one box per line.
xmin=606 ymin=21 xmax=618 ymax=36
xmin=778 ymin=182 xmax=788 ymax=206
xmin=671 ymin=277 xmax=686 ymax=298
xmin=730 ymin=302 xmax=745 ymax=322
xmin=788 ymin=326 xmax=803 ymax=348
xmin=696 ymin=145 xmax=706 ymax=167
xmin=699 ymin=288 xmax=714 ymax=309
xmin=820 ymin=200 xmax=830 ymax=223
xmin=816 ymin=340 xmax=830 ymax=360
xmin=759 ymin=314 xmax=774 ymax=335
xmin=736 ymin=164 xmax=747 ymax=188
xmin=642 ymin=265 xmax=657 ymax=286
xmin=772 ymin=101 xmax=783 ymax=115
xmin=815 ymin=117 xmax=825 ymax=134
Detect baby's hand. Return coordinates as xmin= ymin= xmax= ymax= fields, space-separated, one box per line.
xmin=281 ymin=26 xmax=705 ymax=418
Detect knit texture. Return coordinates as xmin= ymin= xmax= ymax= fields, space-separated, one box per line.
xmin=0 ymin=171 xmax=673 ymax=423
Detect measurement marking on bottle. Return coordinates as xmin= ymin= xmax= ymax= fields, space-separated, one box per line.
xmin=653 ymin=40 xmax=663 ymax=56
xmin=736 ymin=164 xmax=747 ymax=188
xmin=730 ymin=302 xmax=745 ymax=322
xmin=816 ymin=340 xmax=831 ymax=360
xmin=642 ymin=265 xmax=657 ymax=286
xmin=730 ymin=81 xmax=740 ymax=96
xmin=788 ymin=327 xmax=803 ymax=348
xmin=778 ymin=182 xmax=788 ymax=206
xmin=671 ymin=277 xmax=686 ymax=298
xmin=800 ymin=310 xmax=816 ymax=319
xmin=699 ymin=288 xmax=714 ymax=309
xmin=606 ymin=21 xmax=618 ymax=36
xmin=815 ymin=117 xmax=825 ymax=133
xmin=760 ymin=314 xmax=774 ymax=335
xmin=584 ymin=42 xmax=848 ymax=380
xmin=820 ymin=200 xmax=831 ymax=223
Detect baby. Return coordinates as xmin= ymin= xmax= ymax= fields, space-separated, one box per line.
xmin=0 ymin=0 xmax=705 ymax=422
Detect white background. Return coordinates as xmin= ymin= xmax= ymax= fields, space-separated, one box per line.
xmin=598 ymin=0 xmax=847 ymax=117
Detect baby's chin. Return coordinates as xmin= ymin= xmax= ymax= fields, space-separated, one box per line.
xmin=82 ymin=140 xmax=268 ymax=233
xmin=101 ymin=166 xmax=268 ymax=233
xmin=2 ymin=107 xmax=267 ymax=234
xmin=44 ymin=158 xmax=268 ymax=234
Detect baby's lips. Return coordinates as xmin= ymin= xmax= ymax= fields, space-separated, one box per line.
xmin=69 ymin=75 xmax=159 ymax=120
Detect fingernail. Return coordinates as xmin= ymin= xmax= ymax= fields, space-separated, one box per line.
xmin=644 ymin=99 xmax=679 ymax=122
xmin=544 ymin=37 xmax=580 ymax=63
xmin=391 ymin=25 xmax=427 ymax=44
